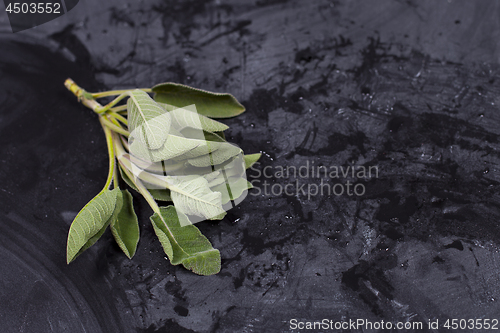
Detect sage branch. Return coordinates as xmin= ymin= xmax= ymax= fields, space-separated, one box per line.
xmin=64 ymin=79 xmax=260 ymax=275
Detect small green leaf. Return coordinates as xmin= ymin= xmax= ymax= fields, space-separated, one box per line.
xmin=127 ymin=90 xmax=171 ymax=150
xmin=244 ymin=153 xmax=261 ymax=169
xmin=152 ymin=83 xmax=245 ymax=118
xmin=111 ymin=190 xmax=140 ymax=259
xmin=67 ymin=188 xmax=121 ymax=263
xmin=150 ymin=206 xmax=221 ymax=275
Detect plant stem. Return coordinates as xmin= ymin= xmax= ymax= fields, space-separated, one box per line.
xmin=107 ymin=115 xmax=121 ymax=128
xmin=64 ymin=79 xmax=102 ymax=112
xmin=113 ymin=162 xmax=119 ymax=189
xmin=117 ymin=154 xmax=161 ymax=215
xmin=100 ymin=122 xmax=116 ymax=191
xmin=101 ymin=117 xmax=130 ymax=137
xmin=110 ymin=111 xmax=128 ymax=126
xmin=64 ymin=79 xmax=131 ymax=126
xmin=121 ymin=136 xmax=130 ymax=151
xmin=95 ymin=93 xmax=129 ymax=114
xmin=92 ymin=88 xmax=152 ymax=99
xmin=110 ymin=105 xmax=127 ymax=113
xmin=113 ymin=138 xmax=178 ymax=190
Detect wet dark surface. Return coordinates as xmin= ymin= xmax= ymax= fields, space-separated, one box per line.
xmin=2 ymin=1 xmax=500 ymax=332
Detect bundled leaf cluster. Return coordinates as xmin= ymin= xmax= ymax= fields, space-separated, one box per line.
xmin=65 ymin=80 xmax=260 ymax=275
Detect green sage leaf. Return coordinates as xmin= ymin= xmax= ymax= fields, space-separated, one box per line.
xmin=127 ymin=90 xmax=171 ymax=150
xmin=111 ymin=190 xmax=140 ymax=259
xmin=150 ymin=206 xmax=221 ymax=275
xmin=152 ymin=83 xmax=245 ymax=118
xmin=67 ymin=188 xmax=121 ymax=263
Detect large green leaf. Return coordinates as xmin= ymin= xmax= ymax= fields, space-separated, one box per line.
xmin=150 ymin=206 xmax=221 ymax=275
xmin=127 ymin=90 xmax=171 ymax=150
xmin=167 ymin=175 xmax=226 ymax=221
xmin=111 ymin=190 xmax=140 ymax=259
xmin=152 ymin=83 xmax=245 ymax=118
xmin=67 ymin=188 xmax=121 ymax=263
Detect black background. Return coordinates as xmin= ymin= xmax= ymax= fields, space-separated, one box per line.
xmin=1 ymin=1 xmax=500 ymax=332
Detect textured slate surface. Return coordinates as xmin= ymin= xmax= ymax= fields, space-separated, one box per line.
xmin=1 ymin=1 xmax=500 ymax=332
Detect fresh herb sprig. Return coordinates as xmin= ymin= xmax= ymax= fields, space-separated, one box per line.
xmin=64 ymin=79 xmax=260 ymax=275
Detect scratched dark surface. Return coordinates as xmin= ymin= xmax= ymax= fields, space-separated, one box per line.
xmin=1 ymin=0 xmax=500 ymax=332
